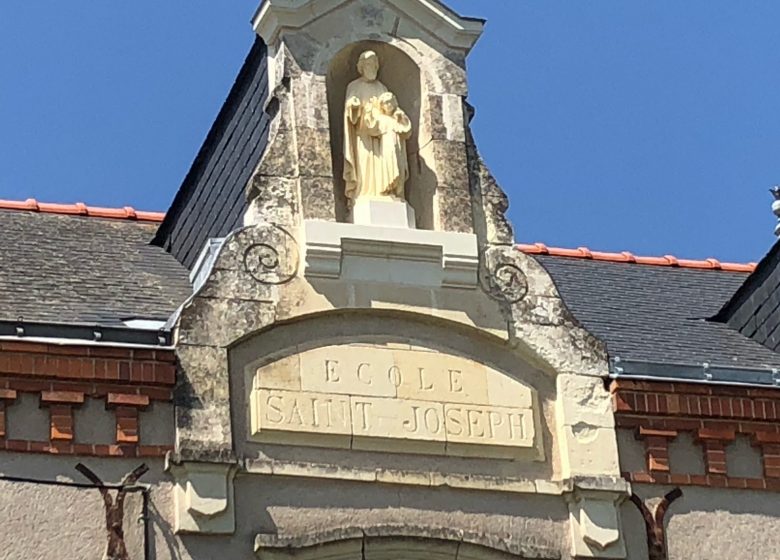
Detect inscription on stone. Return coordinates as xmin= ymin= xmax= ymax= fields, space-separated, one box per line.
xmin=249 ymin=345 xmax=536 ymax=458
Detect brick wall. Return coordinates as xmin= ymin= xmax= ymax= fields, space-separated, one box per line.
xmin=612 ymin=379 xmax=780 ymax=490
xmin=0 ymin=341 xmax=174 ymax=457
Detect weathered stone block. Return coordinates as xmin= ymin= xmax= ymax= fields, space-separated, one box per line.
xmin=559 ymin=424 xmax=621 ymax=477
xmin=510 ymin=322 xmax=608 ymax=378
xmin=297 ymin=127 xmax=334 ymax=177
xmin=177 ymin=297 xmax=277 ymax=348
xmin=432 ymin=140 xmax=470 ymax=191
xmin=482 ymin=193 xmax=514 ymax=245
xmin=436 ymin=189 xmax=474 ymax=233
xmin=196 ymin=268 xmax=276 ymax=302
xmin=424 ymin=94 xmax=466 ymax=142
xmin=245 ymin=176 xmax=299 ymax=227
xmin=557 ymin=374 xmax=615 ymax=429
xmin=255 ymin=128 xmax=298 ymax=178
xmin=301 ymin=177 xmax=337 ymax=220
xmin=292 ymin=72 xmax=330 ymax=129
xmin=513 ymin=295 xmax=572 ymax=327
xmin=176 ymin=345 xmax=231 ymax=403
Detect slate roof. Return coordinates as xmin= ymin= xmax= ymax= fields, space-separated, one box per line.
xmin=2 ymin=203 xmax=778 ymax=370
xmin=716 ymin=240 xmax=780 ymax=353
xmin=534 ymin=253 xmax=780 ymax=370
xmin=0 ymin=209 xmax=191 ymax=325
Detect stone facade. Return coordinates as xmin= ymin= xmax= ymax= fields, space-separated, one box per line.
xmin=171 ymin=1 xmax=625 ymax=558
xmin=2 ymin=2 xmax=780 ymax=560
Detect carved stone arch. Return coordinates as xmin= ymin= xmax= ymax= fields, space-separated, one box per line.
xmin=309 ymin=31 xmax=462 ymax=96
xmin=229 ymin=309 xmax=551 ymax=463
xmin=229 ymin=306 xmax=553 ymax=391
xmin=254 ymin=526 xmax=552 ymax=559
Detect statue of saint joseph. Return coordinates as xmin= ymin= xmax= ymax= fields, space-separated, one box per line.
xmin=343 ymin=51 xmax=412 ymax=207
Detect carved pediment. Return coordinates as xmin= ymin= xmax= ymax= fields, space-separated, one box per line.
xmin=254 ymin=0 xmax=484 ymax=51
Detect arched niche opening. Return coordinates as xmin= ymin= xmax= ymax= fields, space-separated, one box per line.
xmin=327 ymin=41 xmax=434 ymax=229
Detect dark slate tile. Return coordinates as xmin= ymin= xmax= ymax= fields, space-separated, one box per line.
xmin=153 ymin=38 xmax=269 ymax=270
xmin=0 ymin=210 xmax=191 ymax=325
xmin=534 ymin=254 xmax=780 ymax=369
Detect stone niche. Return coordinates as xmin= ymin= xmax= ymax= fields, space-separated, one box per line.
xmin=249 ymin=0 xmax=479 ymax=234
xmin=326 ymin=41 xmax=430 ymax=228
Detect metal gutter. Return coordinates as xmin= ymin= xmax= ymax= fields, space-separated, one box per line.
xmin=610 ymin=357 xmax=780 ymax=389
xmin=0 ymin=320 xmax=171 ymax=347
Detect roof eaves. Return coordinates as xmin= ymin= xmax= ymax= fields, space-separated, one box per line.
xmin=2 ymin=320 xmax=172 ymax=348
xmin=611 ymin=357 xmax=780 ymax=389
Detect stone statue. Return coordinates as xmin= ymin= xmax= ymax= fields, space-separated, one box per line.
xmin=343 ymin=51 xmax=412 ymax=207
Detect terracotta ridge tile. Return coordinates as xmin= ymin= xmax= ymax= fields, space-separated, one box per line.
xmin=0 ymin=198 xmax=165 ymax=223
xmin=517 ymin=243 xmax=757 ymax=273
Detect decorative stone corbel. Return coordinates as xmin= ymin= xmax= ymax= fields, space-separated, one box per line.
xmin=557 ymin=374 xmax=627 ymax=558
xmin=166 ymin=457 xmax=237 ymax=534
xmin=564 ymin=477 xmax=630 ymax=559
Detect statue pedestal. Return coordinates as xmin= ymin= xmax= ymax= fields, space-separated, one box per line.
xmin=303 ymin=220 xmax=479 ymax=289
xmin=351 ymin=198 xmax=416 ymax=229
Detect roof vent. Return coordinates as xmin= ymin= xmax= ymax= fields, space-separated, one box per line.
xmin=772 ymin=186 xmax=780 ymax=237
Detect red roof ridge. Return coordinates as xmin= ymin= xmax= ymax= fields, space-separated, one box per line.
xmin=0 ymin=198 xmax=165 ymax=223
xmin=0 ymin=199 xmax=758 ymax=272
xmin=518 ymin=242 xmax=757 ymax=273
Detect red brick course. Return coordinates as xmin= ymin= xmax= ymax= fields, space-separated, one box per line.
xmin=613 ymin=379 xmax=780 ymax=490
xmin=0 ymin=341 xmax=175 ymax=384
xmin=106 ymin=393 xmax=150 ymax=408
xmin=0 ymin=341 xmax=175 ymax=458
xmin=0 ymin=439 xmax=171 ymax=457
xmin=0 ymin=389 xmax=17 ymax=438
xmin=637 ymin=427 xmax=677 ymax=473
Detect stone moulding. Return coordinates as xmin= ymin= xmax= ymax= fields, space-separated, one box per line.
xmin=254 ymin=524 xmax=559 ymax=559
xmin=253 ymin=0 xmax=485 ymax=52
xmin=244 ymin=458 xmax=562 ymax=494
xmin=563 ymin=477 xmax=630 ymax=559
xmin=165 ymin=458 xmax=238 ymax=535
xmin=303 ymin=219 xmax=479 ymax=288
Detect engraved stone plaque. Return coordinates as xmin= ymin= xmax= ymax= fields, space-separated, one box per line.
xmin=249 ymin=344 xmax=537 ymax=458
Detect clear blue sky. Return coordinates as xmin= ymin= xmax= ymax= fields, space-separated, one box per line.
xmin=2 ymin=1 xmax=779 ymax=262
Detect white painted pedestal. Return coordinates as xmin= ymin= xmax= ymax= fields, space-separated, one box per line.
xmin=351 ymin=197 xmax=416 ymax=229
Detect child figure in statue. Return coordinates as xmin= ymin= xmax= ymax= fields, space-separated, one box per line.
xmin=364 ymin=91 xmax=413 ymax=200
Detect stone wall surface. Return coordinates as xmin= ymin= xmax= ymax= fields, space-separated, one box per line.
xmin=0 ymin=455 xmax=168 ymax=560
xmin=172 ymin=475 xmax=570 ymax=560
xmin=0 ymin=479 xmax=144 ymax=560
xmin=622 ymin=484 xmax=780 ymax=560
